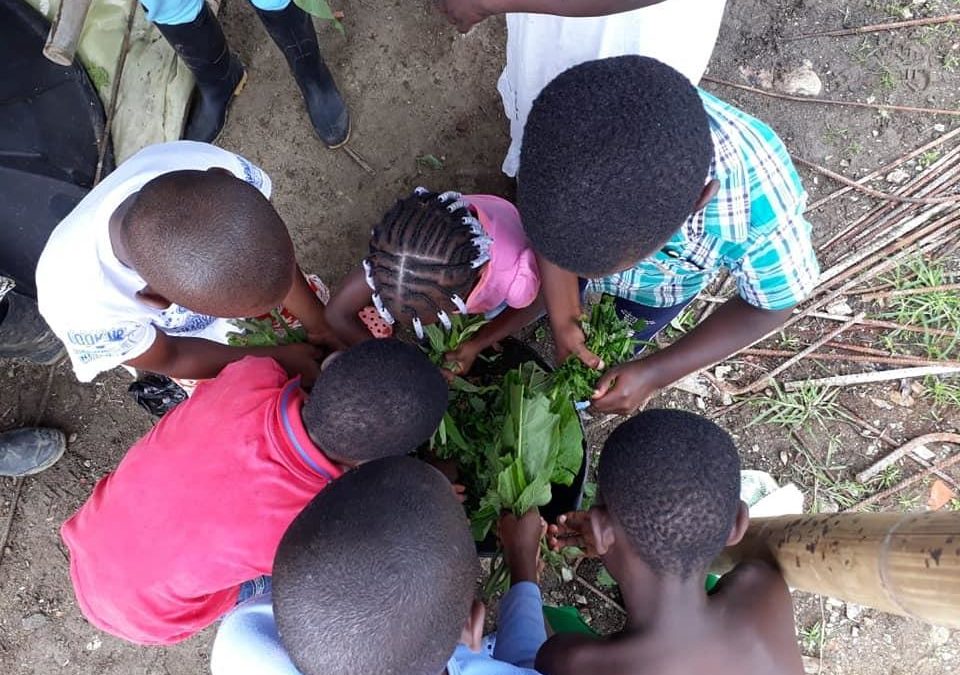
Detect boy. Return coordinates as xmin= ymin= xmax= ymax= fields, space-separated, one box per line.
xmin=518 ymin=56 xmax=820 ymax=414
xmin=543 ymin=409 xmax=804 ymax=674
xmin=61 ymin=339 xmax=448 ymax=645
xmin=36 ymin=140 xmax=342 ymax=386
xmin=210 ymin=456 xmax=549 ymax=674
xmin=434 ymin=0 xmax=727 ymax=176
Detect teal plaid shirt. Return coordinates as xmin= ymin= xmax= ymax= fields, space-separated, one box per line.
xmin=588 ymin=89 xmax=820 ymax=311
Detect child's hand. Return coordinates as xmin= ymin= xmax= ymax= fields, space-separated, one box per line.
xmin=554 ymin=322 xmax=603 ymax=371
xmin=498 ymin=508 xmax=547 ymax=584
xmin=434 ymin=0 xmax=496 ymax=32
xmin=306 ymin=326 xmax=347 ymax=353
xmin=443 ymin=341 xmax=481 ymax=379
xmin=547 ymin=511 xmax=599 ymax=557
xmin=590 ymin=359 xmax=660 ymax=415
xmin=275 ymin=342 xmax=322 ymax=387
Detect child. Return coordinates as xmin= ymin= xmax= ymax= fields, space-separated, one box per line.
xmin=36 ymin=140 xmax=342 ymax=386
xmin=518 ymin=56 xmax=820 ymax=414
xmin=210 ymin=455 xmax=549 ymax=674
xmin=61 ymin=339 xmax=448 ymax=645
xmin=326 ymin=188 xmax=543 ymax=376
xmin=542 ymin=409 xmax=805 ymax=674
xmin=434 ymin=0 xmax=728 ymax=176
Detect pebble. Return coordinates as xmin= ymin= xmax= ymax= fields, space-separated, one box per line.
xmin=845 ymin=603 xmax=864 ymax=621
xmin=886 ymin=168 xmax=911 ymax=185
xmin=85 ymin=637 xmax=102 ymax=651
xmin=20 ymin=613 xmax=48 ymax=631
xmin=930 ymin=626 xmax=952 ymax=647
xmin=819 ymin=501 xmax=840 ymax=514
xmin=801 ymin=655 xmax=821 ymax=674
xmin=778 ymin=61 xmax=823 ymax=96
xmin=573 ymin=594 xmax=588 ymax=606
xmin=68 ymin=433 xmax=78 ymax=444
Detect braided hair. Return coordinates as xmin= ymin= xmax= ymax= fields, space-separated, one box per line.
xmin=365 ymin=188 xmax=492 ymax=337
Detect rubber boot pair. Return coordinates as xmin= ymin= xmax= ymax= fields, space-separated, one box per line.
xmin=155 ymin=2 xmax=349 ymax=147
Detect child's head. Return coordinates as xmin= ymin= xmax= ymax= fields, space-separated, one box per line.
xmin=120 ymin=170 xmax=296 ymax=317
xmin=365 ymin=188 xmax=491 ymax=337
xmin=518 ymin=56 xmax=714 ymax=277
xmin=592 ymin=409 xmax=745 ymax=580
xmin=303 ymin=338 xmax=449 ymax=463
xmin=273 ymin=456 xmax=480 ymax=675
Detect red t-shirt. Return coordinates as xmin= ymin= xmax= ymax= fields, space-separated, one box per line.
xmin=61 ymin=357 xmax=343 ymax=645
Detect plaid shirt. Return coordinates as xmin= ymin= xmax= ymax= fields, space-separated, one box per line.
xmin=588 ymin=89 xmax=820 ymax=311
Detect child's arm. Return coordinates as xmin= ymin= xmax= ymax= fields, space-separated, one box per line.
xmin=443 ymin=294 xmax=545 ymax=376
xmin=282 ymin=270 xmax=345 ymax=351
xmin=494 ymin=509 xmax=549 ymax=669
xmin=591 ymin=297 xmax=793 ymax=414
xmin=437 ymin=0 xmax=667 ymax=32
xmin=536 ymin=255 xmax=602 ymax=369
xmin=325 ymin=266 xmax=377 ymax=346
xmin=124 ymin=331 xmax=323 ymax=385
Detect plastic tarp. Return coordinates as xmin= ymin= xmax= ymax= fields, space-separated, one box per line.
xmin=26 ymin=0 xmax=193 ymax=162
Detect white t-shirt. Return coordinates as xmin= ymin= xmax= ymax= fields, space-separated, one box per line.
xmin=497 ymin=0 xmax=728 ymax=177
xmin=36 ymin=141 xmax=272 ymax=382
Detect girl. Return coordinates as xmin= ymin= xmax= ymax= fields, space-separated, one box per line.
xmin=326 ymin=188 xmax=543 ymax=375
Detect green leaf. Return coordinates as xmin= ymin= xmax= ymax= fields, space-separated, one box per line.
xmin=293 ymin=0 xmax=344 ymax=33
xmin=596 ymin=566 xmax=618 ymax=589
xmin=513 ymin=476 xmax=552 ymax=514
xmin=416 ymin=154 xmax=444 ymax=170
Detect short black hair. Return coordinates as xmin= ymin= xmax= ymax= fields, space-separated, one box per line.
xmin=518 ymin=56 xmax=713 ymax=277
xmin=367 ymin=188 xmax=484 ymax=327
xmin=274 ymin=456 xmax=478 ymax=675
xmin=303 ymin=338 xmax=448 ymax=461
xmin=598 ymin=409 xmax=740 ymax=578
xmin=122 ymin=170 xmax=295 ymax=317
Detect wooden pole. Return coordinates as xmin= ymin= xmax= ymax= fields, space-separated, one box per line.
xmin=44 ymin=0 xmax=93 ymax=66
xmin=712 ymin=512 xmax=960 ymax=628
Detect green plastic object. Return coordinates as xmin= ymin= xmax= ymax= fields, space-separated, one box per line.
xmin=543 ymin=605 xmax=598 ymax=637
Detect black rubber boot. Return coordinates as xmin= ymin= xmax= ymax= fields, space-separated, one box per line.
xmin=0 ymin=292 xmax=65 ymax=366
xmin=0 ymin=428 xmax=66 ymax=477
xmin=255 ymin=3 xmax=350 ymax=148
xmin=154 ymin=4 xmax=247 ymax=143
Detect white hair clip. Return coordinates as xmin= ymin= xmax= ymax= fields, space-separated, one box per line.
xmin=450 ymin=294 xmax=469 ymax=314
xmin=472 ymin=235 xmax=493 ymax=258
xmin=437 ymin=310 xmax=452 ymax=330
xmin=414 ymin=186 xmax=430 ymax=196
xmin=437 ymin=191 xmax=462 ymax=203
xmin=361 ymin=258 xmax=376 ymax=291
xmin=462 ymin=216 xmax=484 ymax=236
xmin=412 ymin=316 xmax=425 ymax=340
xmin=471 ymin=253 xmax=491 ymax=269
xmin=371 ymin=293 xmax=395 ymax=325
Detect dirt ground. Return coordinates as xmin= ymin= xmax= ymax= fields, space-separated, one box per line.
xmin=1 ymin=0 xmax=959 ymax=673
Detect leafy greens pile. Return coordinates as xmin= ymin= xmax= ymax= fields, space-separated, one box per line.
xmin=226 ymin=310 xmax=306 ymax=347
xmin=435 ymin=363 xmax=584 ymax=540
xmin=425 ymin=295 xmax=642 ymax=541
xmin=552 ymin=294 xmax=645 ymax=402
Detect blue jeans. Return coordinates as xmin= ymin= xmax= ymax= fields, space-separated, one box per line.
xmin=142 ymin=0 xmax=292 ymax=25
xmin=237 ymin=575 xmax=272 ymax=604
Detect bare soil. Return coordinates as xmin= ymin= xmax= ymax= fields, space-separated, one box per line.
xmin=2 ymin=0 xmax=958 ymax=673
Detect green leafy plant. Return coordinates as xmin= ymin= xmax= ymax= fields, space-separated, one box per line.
xmin=553 ymin=295 xmax=645 ymax=402
xmin=421 ymin=313 xmax=488 ymax=367
xmin=227 ymin=310 xmax=306 ymax=346
xmin=293 ymin=0 xmax=343 ymax=33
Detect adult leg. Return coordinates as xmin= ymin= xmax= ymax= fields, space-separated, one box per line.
xmin=145 ymin=0 xmax=247 ymax=142
xmin=252 ymin=0 xmax=350 ymax=148
xmin=498 ymin=0 xmax=728 ymax=176
xmin=0 ymin=283 xmax=64 ymax=366
xmin=0 ymin=428 xmax=66 ymax=477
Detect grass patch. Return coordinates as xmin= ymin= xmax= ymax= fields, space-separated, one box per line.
xmin=749 ymin=384 xmax=845 ymax=431
xmin=878 ymin=258 xmax=960 ymax=360
xmin=800 ymin=620 xmax=826 ymax=656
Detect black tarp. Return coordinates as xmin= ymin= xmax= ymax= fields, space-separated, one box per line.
xmin=0 ymin=0 xmax=108 ymax=297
